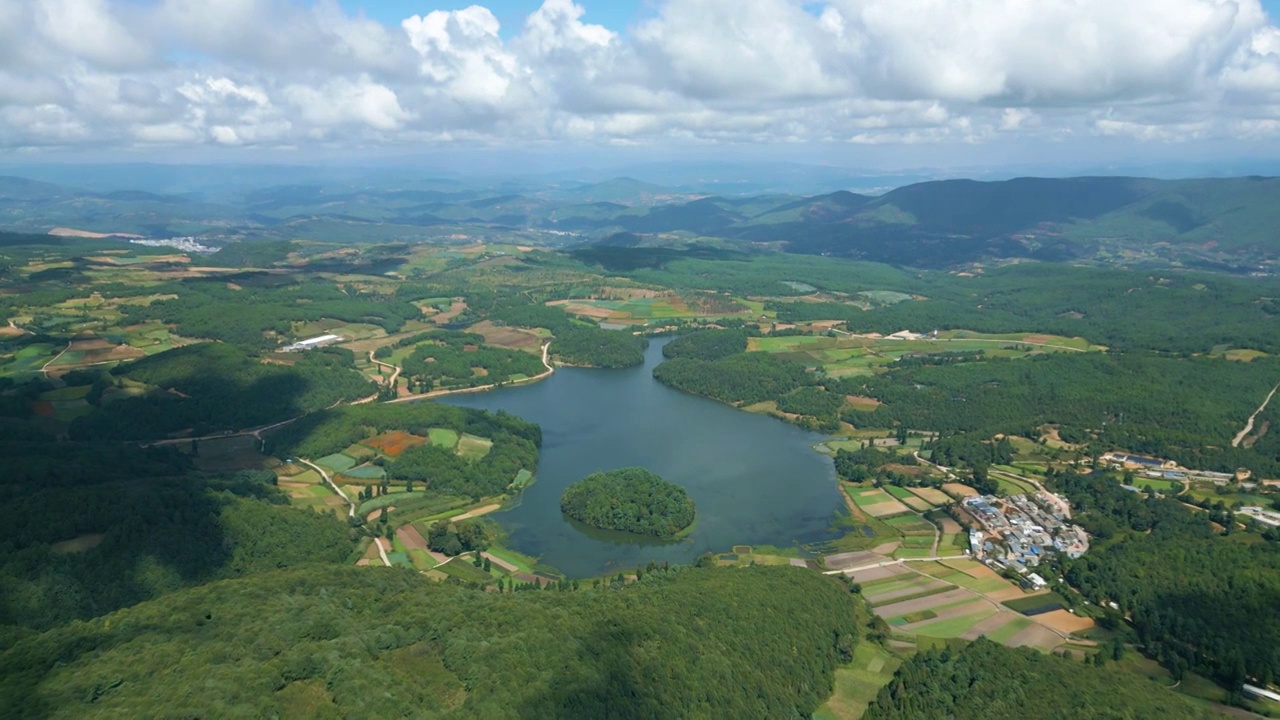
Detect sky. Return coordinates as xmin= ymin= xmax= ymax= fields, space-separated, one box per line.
xmin=4 ymin=0 xmax=1280 ymax=173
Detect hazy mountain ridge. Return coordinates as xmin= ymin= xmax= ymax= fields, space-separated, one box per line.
xmin=1 ymin=173 xmax=1277 ymax=270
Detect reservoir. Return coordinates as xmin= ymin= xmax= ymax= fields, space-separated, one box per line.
xmin=442 ymin=337 xmax=844 ymax=577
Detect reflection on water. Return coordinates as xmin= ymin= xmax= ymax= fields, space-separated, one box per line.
xmin=441 ymin=337 xmax=843 ymax=577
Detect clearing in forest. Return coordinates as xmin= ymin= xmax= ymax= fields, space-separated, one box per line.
xmin=428 ymin=427 xmax=460 ymax=449
xmin=456 ymin=434 xmax=493 ymax=460
xmin=362 ymin=430 xmax=429 ymax=457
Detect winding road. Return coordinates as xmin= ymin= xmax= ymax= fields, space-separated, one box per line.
xmin=387 ymin=342 xmax=554 ymax=404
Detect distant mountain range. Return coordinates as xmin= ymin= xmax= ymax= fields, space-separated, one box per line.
xmin=1 ymin=173 xmax=1277 ymax=271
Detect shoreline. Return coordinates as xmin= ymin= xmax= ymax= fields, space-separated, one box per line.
xmin=386 ymin=342 xmax=554 ymax=404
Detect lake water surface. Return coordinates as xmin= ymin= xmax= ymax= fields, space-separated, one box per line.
xmin=442 ymin=337 xmax=844 ymax=577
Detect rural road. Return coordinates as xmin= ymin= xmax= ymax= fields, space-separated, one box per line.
xmin=40 ymin=342 xmax=71 ymax=376
xmin=1233 ymin=381 xmax=1280 ymax=447
xmin=822 ymin=554 xmax=970 ymax=576
xmin=297 ymin=458 xmax=356 ymax=520
xmin=367 ymin=351 xmax=402 ymax=392
xmin=387 ymin=342 xmax=554 ymax=405
xmin=140 ymin=416 xmax=302 ymax=447
xmin=372 ymin=538 xmax=392 ymax=567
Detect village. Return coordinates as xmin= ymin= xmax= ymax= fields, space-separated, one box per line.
xmin=962 ymin=490 xmax=1090 ymax=591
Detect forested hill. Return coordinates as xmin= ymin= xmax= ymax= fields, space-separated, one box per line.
xmin=863 ymin=639 xmax=1216 ymax=720
xmin=732 ymin=175 xmax=1280 ymax=268
xmin=0 ymin=565 xmax=859 ymax=719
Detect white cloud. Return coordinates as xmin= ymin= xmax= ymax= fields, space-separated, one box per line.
xmin=0 ymin=0 xmax=1278 ymax=153
xmin=284 ymin=77 xmax=410 ymax=132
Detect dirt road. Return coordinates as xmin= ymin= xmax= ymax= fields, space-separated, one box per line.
xmin=368 ymin=351 xmax=402 ymax=392
xmin=1233 ymin=381 xmax=1280 ymax=447
xmin=387 ymin=342 xmax=554 ymax=405
xmin=298 ymin=458 xmax=356 ymax=520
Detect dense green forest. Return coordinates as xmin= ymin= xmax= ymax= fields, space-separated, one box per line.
xmin=662 ymin=328 xmax=749 ymax=360
xmin=397 ymin=330 xmax=545 ymax=391
xmin=1053 ymin=470 xmax=1280 ymax=688
xmin=0 ymin=464 xmax=352 ymax=632
xmin=863 ymin=639 xmax=1216 ymax=719
xmin=857 ymin=352 xmax=1280 ymax=475
xmin=0 ymin=565 xmax=859 ymax=719
xmin=560 ymin=468 xmax=697 ymax=537
xmin=840 ymin=264 xmax=1280 ymax=354
xmin=68 ymin=343 xmax=374 ymax=441
xmin=654 ymin=351 xmax=813 ymax=406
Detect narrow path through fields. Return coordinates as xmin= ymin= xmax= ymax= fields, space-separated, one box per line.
xmin=367 ymin=351 xmax=401 ymax=392
xmin=40 ymin=342 xmax=71 ymax=376
xmin=297 ymin=458 xmax=356 ymax=520
xmin=1233 ymin=381 xmax=1280 ymax=447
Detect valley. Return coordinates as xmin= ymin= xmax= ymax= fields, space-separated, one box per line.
xmin=3 ymin=181 xmax=1279 ymax=718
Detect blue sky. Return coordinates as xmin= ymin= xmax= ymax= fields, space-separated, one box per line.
xmin=342 ymin=0 xmax=648 ymax=35
xmin=342 ymin=0 xmax=1280 ymax=34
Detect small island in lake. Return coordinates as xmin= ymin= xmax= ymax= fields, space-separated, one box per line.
xmin=560 ymin=467 xmax=697 ymax=538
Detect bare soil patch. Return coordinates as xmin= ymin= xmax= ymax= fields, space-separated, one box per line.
xmin=845 ymin=395 xmax=883 ymax=411
xmin=986 ymin=586 xmax=1035 ymax=602
xmin=396 ymin=524 xmax=429 ymax=552
xmin=1006 ymin=623 xmax=1064 ymax=651
xmin=942 ymin=483 xmax=979 ymax=498
xmin=363 ymin=430 xmax=429 ymax=457
xmin=1034 ymin=609 xmax=1096 ymax=634
xmin=453 ymin=503 xmax=500 ymax=521
xmin=431 ymin=300 xmax=468 ymax=325
xmin=824 ymin=550 xmax=889 ymax=570
xmin=468 ymin=320 xmax=540 ymax=349
xmin=848 ymin=564 xmax=911 ymax=583
xmin=877 ymin=588 xmax=976 ymax=620
xmin=862 ymin=499 xmax=912 ymax=517
xmin=871 ymin=541 xmax=902 ymax=555
xmin=960 ymin=612 xmax=1019 ymax=641
xmin=911 ymin=487 xmax=954 ymax=507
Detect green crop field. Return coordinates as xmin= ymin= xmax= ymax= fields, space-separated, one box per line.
xmin=892 ymin=547 xmax=935 ymax=559
xmin=429 ymin=427 xmax=460 ymax=449
xmin=315 ymin=453 xmax=357 ymax=473
xmin=438 ymin=558 xmax=495 ymax=585
xmin=908 ymin=608 xmax=998 ymax=638
xmin=342 ymin=465 xmax=386 ymax=480
xmin=884 ymin=485 xmax=917 ymax=501
xmin=984 ymin=617 xmax=1035 ymax=644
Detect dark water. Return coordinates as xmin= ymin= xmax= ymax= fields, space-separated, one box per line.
xmin=441 ymin=338 xmax=843 ymax=577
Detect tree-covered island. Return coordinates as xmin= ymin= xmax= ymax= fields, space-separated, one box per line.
xmin=560 ymin=467 xmax=697 ymax=537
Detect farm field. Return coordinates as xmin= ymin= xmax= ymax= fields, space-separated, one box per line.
xmin=548 ymin=294 xmax=759 ymax=323
xmin=847 ymin=487 xmax=912 ymax=518
xmin=907 ymin=486 xmax=951 ymax=506
xmin=748 ymin=329 xmax=1100 ymax=379
xmin=843 ymin=553 xmax=1084 ymax=655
